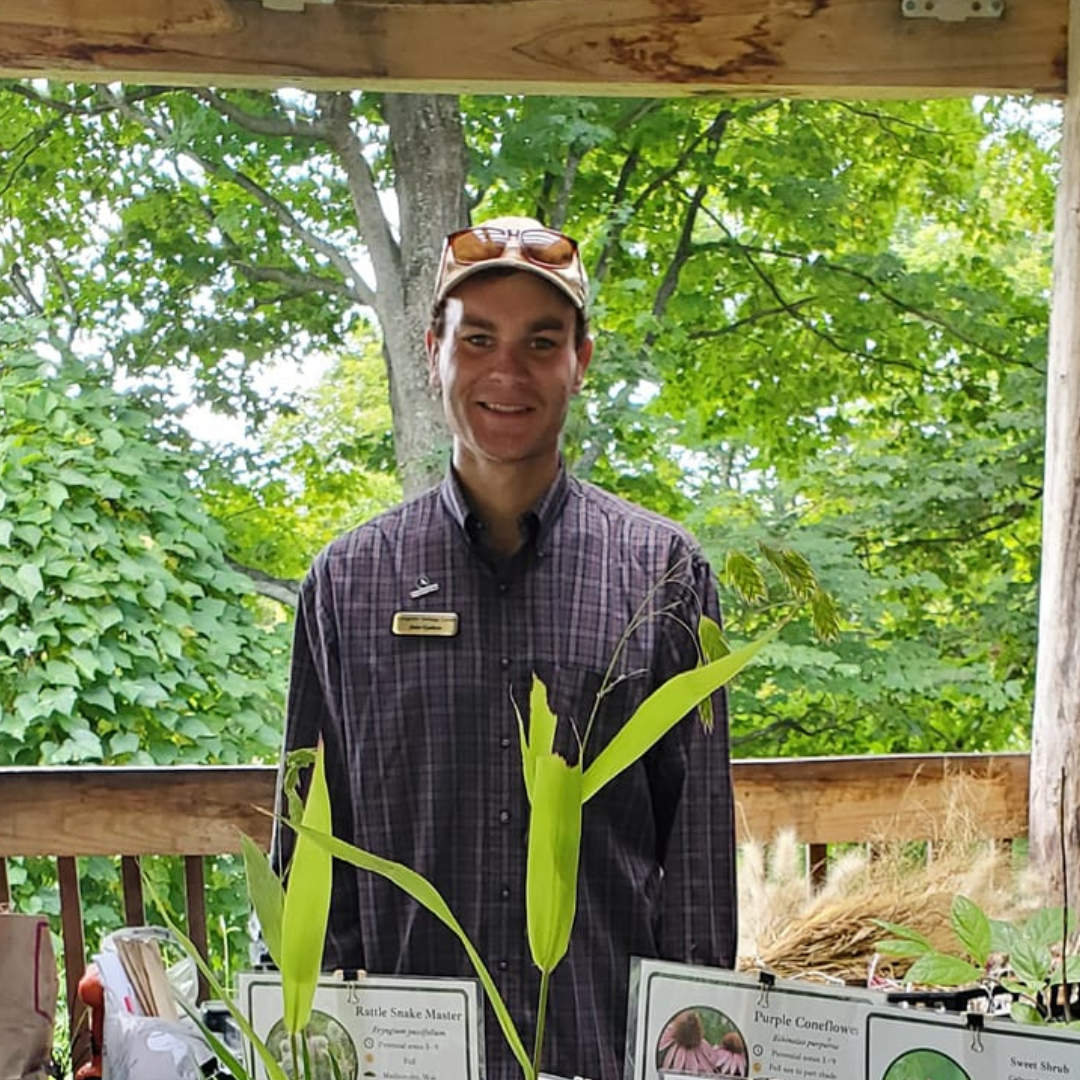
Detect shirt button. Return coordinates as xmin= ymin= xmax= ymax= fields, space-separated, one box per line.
xmin=499 ymin=656 xmax=510 ymax=669
xmin=499 ymin=809 xmax=511 ymax=824
xmin=500 ymin=737 xmax=511 ymax=749
xmin=498 ymin=960 xmax=509 ymax=971
xmin=498 ymin=582 xmax=509 ymax=594
xmin=500 ymin=886 xmax=511 ymax=900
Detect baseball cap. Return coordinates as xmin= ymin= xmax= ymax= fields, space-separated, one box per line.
xmin=432 ymin=216 xmax=588 ymax=311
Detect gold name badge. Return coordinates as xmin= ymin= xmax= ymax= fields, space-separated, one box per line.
xmin=391 ymin=611 xmax=460 ymax=637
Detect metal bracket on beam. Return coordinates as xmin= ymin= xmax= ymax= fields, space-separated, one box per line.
xmin=901 ymin=0 xmax=1004 ymax=20
xmin=262 ymin=0 xmax=336 ymax=11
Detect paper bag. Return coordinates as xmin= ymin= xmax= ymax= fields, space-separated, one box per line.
xmin=0 ymin=912 xmax=58 ymax=1080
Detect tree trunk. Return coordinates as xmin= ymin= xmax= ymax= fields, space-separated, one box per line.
xmin=1029 ymin=0 xmax=1080 ymax=916
xmin=378 ymin=93 xmax=470 ymax=498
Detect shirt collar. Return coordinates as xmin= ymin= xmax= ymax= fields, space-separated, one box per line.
xmin=439 ymin=462 xmax=572 ymax=549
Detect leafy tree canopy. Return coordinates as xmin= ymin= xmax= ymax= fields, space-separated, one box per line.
xmin=0 ymin=87 xmax=1058 ymax=761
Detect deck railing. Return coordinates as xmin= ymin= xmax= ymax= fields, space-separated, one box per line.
xmin=0 ymin=752 xmax=1030 ymax=1068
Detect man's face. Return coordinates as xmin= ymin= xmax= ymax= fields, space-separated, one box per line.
xmin=426 ymin=271 xmax=592 ymax=476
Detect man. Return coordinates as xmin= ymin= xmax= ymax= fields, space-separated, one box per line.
xmin=278 ymin=216 xmax=736 ymax=1080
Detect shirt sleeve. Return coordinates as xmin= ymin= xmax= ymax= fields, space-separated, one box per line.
xmin=271 ymin=556 xmax=366 ymax=972
xmin=646 ymin=547 xmax=738 ymax=969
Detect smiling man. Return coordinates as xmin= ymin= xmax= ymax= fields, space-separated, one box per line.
xmin=278 ymin=216 xmax=737 ymax=1080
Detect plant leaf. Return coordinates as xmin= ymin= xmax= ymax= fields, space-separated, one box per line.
xmin=146 ymin=879 xmax=290 ymax=1080
xmin=904 ymin=952 xmax=984 ymax=987
xmin=281 ymin=741 xmax=333 ymax=1036
xmin=695 ymin=616 xmax=729 ymax=732
xmin=241 ymin=832 xmax=285 ymax=970
xmin=526 ymin=753 xmax=582 ymax=974
xmin=1010 ymin=1000 xmax=1046 ymax=1025
xmin=873 ymin=919 xmax=934 ymax=949
xmin=875 ymin=938 xmax=931 ymax=960
xmin=951 ymin=894 xmax=991 ymax=967
xmin=697 ymin=615 xmax=728 ymax=662
xmin=516 ymin=674 xmax=557 ymax=803
xmin=1023 ymin=906 xmax=1075 ymax=950
xmin=582 ymin=629 xmax=776 ymax=803
xmin=1009 ymin=935 xmax=1052 ymax=988
xmin=293 ymin=822 xmax=534 ymax=1080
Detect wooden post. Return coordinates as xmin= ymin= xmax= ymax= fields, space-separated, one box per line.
xmin=1030 ymin=0 xmax=1080 ymax=916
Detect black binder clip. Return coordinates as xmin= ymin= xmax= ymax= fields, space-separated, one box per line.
xmin=965 ymin=1009 xmax=985 ymax=1052
xmin=757 ymin=969 xmax=776 ymax=1008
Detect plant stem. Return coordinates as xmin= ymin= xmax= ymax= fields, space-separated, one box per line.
xmin=290 ymin=1031 xmax=301 ymax=1080
xmin=531 ymin=970 xmax=551 ymax=1080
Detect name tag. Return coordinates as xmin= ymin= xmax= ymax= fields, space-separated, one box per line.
xmin=392 ymin=611 xmax=460 ymax=637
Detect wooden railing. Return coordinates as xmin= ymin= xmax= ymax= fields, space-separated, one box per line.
xmin=0 ymin=753 xmax=1030 ymax=1067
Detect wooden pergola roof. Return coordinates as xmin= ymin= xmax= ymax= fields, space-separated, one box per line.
xmin=0 ymin=0 xmax=1068 ymax=97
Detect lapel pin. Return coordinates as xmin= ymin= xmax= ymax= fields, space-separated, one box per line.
xmin=409 ymin=575 xmax=441 ymax=599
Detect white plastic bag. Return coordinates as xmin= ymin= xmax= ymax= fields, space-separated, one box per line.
xmin=101 ymin=998 xmax=208 ymax=1080
xmin=97 ymin=927 xmax=212 ymax=1080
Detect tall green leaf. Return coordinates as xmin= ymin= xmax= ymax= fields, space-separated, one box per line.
xmin=280 ymin=741 xmax=333 ymax=1035
xmin=582 ymin=629 xmax=776 ymax=803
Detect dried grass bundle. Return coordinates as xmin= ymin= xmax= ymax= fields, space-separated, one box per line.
xmin=742 ymin=884 xmax=954 ymax=983
xmin=736 ymin=770 xmax=1043 ymax=983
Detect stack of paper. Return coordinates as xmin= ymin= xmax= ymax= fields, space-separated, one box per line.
xmin=95 ymin=932 xmax=177 ymax=1019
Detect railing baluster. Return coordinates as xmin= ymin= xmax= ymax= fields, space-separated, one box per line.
xmin=184 ymin=854 xmax=210 ymax=1003
xmin=120 ymin=854 xmax=145 ymax=926
xmin=0 ymin=855 xmax=9 ymax=907
xmin=57 ymin=855 xmax=92 ymax=1071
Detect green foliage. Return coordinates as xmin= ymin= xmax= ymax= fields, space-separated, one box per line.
xmin=472 ymin=95 xmax=1052 ymax=759
xmin=199 ymin=337 xmax=401 ymax=580
xmin=0 ymin=91 xmax=1061 ymax=1057
xmin=0 ymin=321 xmax=289 ymax=766
xmin=876 ymin=895 xmax=1080 ymax=1027
xmin=0 ymin=87 xmax=1054 ymax=766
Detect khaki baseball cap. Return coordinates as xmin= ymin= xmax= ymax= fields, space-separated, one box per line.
xmin=433 ymin=216 xmax=588 ymax=311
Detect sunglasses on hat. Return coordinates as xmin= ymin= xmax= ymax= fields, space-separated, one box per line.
xmin=445 ymin=226 xmax=579 ymax=269
xmin=433 ymin=221 xmax=588 ymax=310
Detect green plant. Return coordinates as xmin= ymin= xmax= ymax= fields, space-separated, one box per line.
xmin=151 ymin=743 xmax=333 ymax=1080
xmin=289 ymin=622 xmax=775 ymax=1080
xmin=876 ymin=894 xmax=1080 ymax=1028
xmin=163 ymin=555 xmax=827 ymax=1079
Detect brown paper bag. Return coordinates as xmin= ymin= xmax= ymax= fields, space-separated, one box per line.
xmin=0 ymin=913 xmax=58 ymax=1080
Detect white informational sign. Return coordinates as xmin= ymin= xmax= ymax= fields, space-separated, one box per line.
xmin=626 ymin=958 xmax=1080 ymax=1080
xmin=236 ymin=971 xmax=484 ymax=1080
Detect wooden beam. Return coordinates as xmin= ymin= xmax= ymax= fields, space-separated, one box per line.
xmin=184 ymin=856 xmax=211 ymax=1003
xmin=0 ymin=766 xmax=278 ymax=857
xmin=732 ymin=752 xmax=1029 ymax=845
xmin=0 ymin=0 xmax=1066 ymax=97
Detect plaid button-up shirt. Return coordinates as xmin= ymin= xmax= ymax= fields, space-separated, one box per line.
xmin=278 ymin=466 xmax=736 ymax=1080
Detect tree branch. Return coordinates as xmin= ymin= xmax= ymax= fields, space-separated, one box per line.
xmin=101 ymin=86 xmax=374 ymax=308
xmin=190 ymin=88 xmax=329 ymax=140
xmin=228 ymin=557 xmax=299 ymax=606
xmin=232 ymin=261 xmax=361 ymax=303
xmin=701 ymin=207 xmax=927 ymax=380
xmin=650 ymin=182 xmax=707 ymax=325
xmin=323 ymin=92 xmax=401 ymax=299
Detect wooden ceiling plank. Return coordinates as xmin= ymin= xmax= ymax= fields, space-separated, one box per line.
xmin=4 ymin=0 xmax=237 ymax=35
xmin=0 ymin=0 xmax=1066 ymax=97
